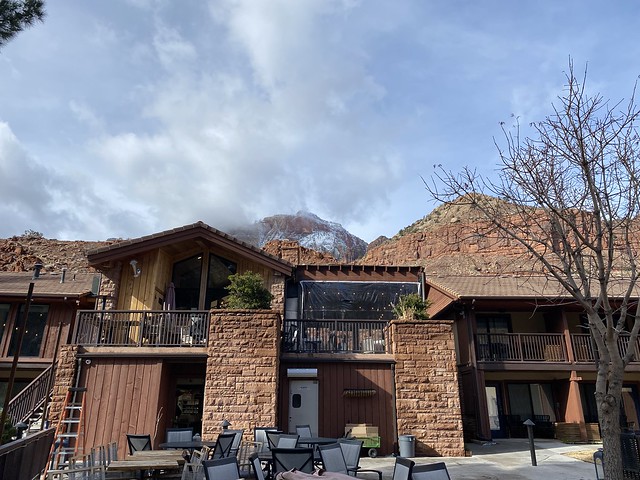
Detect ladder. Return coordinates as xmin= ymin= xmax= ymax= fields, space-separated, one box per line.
xmin=49 ymin=386 xmax=87 ymax=469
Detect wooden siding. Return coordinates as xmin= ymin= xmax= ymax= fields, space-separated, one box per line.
xmin=279 ymin=361 xmax=395 ymax=455
xmin=78 ymin=357 xmax=166 ymax=456
xmin=0 ymin=301 xmax=77 ymax=360
xmin=114 ymin=244 xmax=275 ymax=312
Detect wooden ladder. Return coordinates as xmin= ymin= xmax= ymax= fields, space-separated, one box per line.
xmin=48 ymin=386 xmax=87 ymax=469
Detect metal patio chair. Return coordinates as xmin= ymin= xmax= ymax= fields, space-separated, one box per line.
xmin=211 ymin=432 xmax=236 ymax=459
xmin=202 ymin=456 xmax=241 ymax=480
xmin=126 ymin=433 xmax=152 ymax=455
xmin=392 ymin=457 xmax=415 ymax=480
xmin=318 ymin=442 xmax=356 ymax=476
xmin=276 ymin=434 xmax=299 ymax=448
xmin=226 ymin=428 xmax=245 ymax=456
xmin=254 ymin=427 xmax=280 ymax=452
xmin=411 ymin=462 xmax=451 ymax=480
xmin=166 ymin=427 xmax=194 ymax=443
xmin=271 ymin=447 xmax=315 ymax=475
xmin=337 ymin=438 xmax=382 ymax=480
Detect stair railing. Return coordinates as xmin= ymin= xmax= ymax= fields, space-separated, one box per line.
xmin=6 ymin=362 xmax=57 ymax=424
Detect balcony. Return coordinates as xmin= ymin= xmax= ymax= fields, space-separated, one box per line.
xmin=476 ymin=332 xmax=640 ymax=364
xmin=73 ymin=310 xmax=209 ymax=347
xmin=282 ymin=319 xmax=388 ymax=354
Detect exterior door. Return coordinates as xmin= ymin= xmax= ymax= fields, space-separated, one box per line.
xmin=485 ymin=383 xmax=506 ymax=438
xmin=288 ymin=380 xmax=318 ymax=435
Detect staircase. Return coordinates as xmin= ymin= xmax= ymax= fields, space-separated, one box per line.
xmin=5 ymin=363 xmax=56 ymax=431
xmin=49 ymin=386 xmax=87 ymax=469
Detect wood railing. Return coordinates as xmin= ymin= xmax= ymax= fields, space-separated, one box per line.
xmin=477 ymin=332 xmax=640 ymax=364
xmin=282 ymin=319 xmax=387 ymax=353
xmin=0 ymin=427 xmax=55 ymax=480
xmin=6 ymin=363 xmax=56 ymax=424
xmin=476 ymin=333 xmax=567 ymax=362
xmin=73 ymin=310 xmax=209 ymax=347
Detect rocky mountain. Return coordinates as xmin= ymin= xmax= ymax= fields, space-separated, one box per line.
xmin=228 ymin=211 xmax=368 ymax=263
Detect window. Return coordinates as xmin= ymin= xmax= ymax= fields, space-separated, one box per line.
xmin=8 ymin=304 xmax=49 ymax=356
xmin=172 ymin=255 xmax=203 ymax=310
xmin=507 ymin=383 xmax=556 ymax=422
xmin=205 ymin=254 xmax=236 ymax=308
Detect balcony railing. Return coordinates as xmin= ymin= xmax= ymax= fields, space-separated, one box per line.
xmin=282 ymin=319 xmax=388 ymax=354
xmin=73 ymin=310 xmax=209 ymax=347
xmin=477 ymin=332 xmax=640 ymax=363
xmin=6 ymin=362 xmax=56 ymax=424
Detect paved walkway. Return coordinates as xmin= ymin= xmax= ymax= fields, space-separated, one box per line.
xmin=357 ymin=438 xmax=602 ymax=480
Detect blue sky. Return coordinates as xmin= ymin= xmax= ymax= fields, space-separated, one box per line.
xmin=1 ymin=1 xmax=639 ymax=243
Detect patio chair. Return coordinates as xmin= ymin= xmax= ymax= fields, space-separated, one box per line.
xmin=126 ymin=433 xmax=152 ymax=455
xmin=202 ymin=456 xmax=241 ymax=480
xmin=237 ymin=441 xmax=262 ymax=478
xmin=276 ymin=434 xmax=300 ymax=448
xmin=411 ymin=462 xmax=451 ymax=480
xmin=392 ymin=457 xmax=415 ymax=480
xmin=254 ymin=427 xmax=279 ymax=451
xmin=337 ymin=438 xmax=382 ymax=480
xmin=251 ymin=452 xmax=267 ymax=480
xmin=211 ymin=432 xmax=236 ymax=459
xmin=181 ymin=448 xmax=209 ymax=480
xmin=226 ymin=428 xmax=245 ymax=456
xmin=271 ymin=447 xmax=315 ymax=475
xmin=318 ymin=442 xmax=356 ymax=476
xmin=265 ymin=430 xmax=284 ymax=450
xmin=167 ymin=427 xmax=194 ymax=444
xmin=296 ymin=425 xmax=313 ymax=448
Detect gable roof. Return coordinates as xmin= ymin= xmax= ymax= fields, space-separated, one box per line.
xmin=87 ymin=221 xmax=293 ymax=275
xmin=0 ymin=272 xmax=97 ymax=299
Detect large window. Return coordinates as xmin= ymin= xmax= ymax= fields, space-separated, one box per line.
xmin=172 ymin=253 xmax=237 ymax=310
xmin=8 ymin=304 xmax=49 ymax=356
xmin=205 ymin=254 xmax=237 ymax=309
xmin=507 ymin=383 xmax=556 ymax=422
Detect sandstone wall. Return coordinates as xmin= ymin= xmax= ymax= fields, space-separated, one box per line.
xmin=391 ymin=319 xmax=465 ymax=456
xmin=202 ymin=310 xmax=280 ymax=441
xmin=48 ymin=344 xmax=79 ymax=427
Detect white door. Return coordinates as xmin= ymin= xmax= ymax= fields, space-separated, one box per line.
xmin=288 ymin=380 xmax=319 ymax=435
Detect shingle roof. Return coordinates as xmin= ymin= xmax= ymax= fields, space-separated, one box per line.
xmin=0 ymin=272 xmax=97 ymax=298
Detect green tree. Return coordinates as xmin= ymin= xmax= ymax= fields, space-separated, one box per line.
xmin=224 ymin=271 xmax=273 ymax=309
xmin=0 ymin=0 xmax=45 ymax=49
xmin=392 ymin=293 xmax=430 ymax=320
xmin=428 ymin=62 xmax=640 ymax=480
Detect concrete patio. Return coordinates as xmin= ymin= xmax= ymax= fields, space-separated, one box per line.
xmin=358 ymin=438 xmax=601 ymax=480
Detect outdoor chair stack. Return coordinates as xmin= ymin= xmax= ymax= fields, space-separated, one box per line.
xmin=237 ymin=441 xmax=263 ymax=478
xmin=411 ymin=462 xmax=451 ymax=480
xmin=202 ymin=456 xmax=241 ymax=480
xmin=181 ymin=447 xmax=210 ymax=480
xmin=271 ymin=447 xmax=315 ymax=475
xmin=45 ymin=441 xmax=120 ymax=480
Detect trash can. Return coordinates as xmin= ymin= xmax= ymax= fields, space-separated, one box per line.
xmin=398 ymin=434 xmax=415 ymax=457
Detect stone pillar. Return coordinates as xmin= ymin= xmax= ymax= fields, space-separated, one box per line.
xmin=203 ymin=310 xmax=280 ymax=441
xmin=269 ymin=275 xmax=286 ymax=316
xmin=391 ymin=318 xmax=465 ymax=456
xmin=565 ymin=371 xmax=588 ymax=440
xmin=48 ymin=344 xmax=79 ymax=427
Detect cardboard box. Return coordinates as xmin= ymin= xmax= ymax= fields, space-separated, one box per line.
xmin=345 ymin=423 xmax=379 ymax=437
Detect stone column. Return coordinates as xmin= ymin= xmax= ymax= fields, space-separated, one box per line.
xmin=202 ymin=310 xmax=281 ymax=441
xmin=48 ymin=344 xmax=79 ymax=427
xmin=391 ymin=318 xmax=465 ymax=456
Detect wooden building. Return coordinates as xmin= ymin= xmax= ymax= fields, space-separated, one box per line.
xmin=425 ymin=275 xmax=640 ymax=443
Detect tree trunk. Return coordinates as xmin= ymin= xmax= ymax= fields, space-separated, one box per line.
xmin=598 ymin=369 xmax=624 ymax=480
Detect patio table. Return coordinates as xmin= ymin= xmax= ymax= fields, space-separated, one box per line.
xmin=128 ymin=450 xmax=187 ymax=464
xmin=158 ymin=440 xmax=216 ymax=451
xmin=298 ymin=437 xmax=338 ymax=445
xmin=107 ymin=458 xmax=180 ymax=472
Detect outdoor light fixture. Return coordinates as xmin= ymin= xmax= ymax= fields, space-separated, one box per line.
xmin=130 ymin=259 xmax=141 ymax=278
xmin=221 ymin=419 xmax=231 ymax=430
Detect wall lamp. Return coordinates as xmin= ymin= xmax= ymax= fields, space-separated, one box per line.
xmin=130 ymin=259 xmax=141 ymax=278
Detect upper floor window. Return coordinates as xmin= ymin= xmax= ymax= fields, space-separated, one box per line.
xmin=8 ymin=304 xmax=49 ymax=357
xmin=172 ymin=253 xmax=237 ymax=310
xmin=476 ymin=314 xmax=511 ymax=334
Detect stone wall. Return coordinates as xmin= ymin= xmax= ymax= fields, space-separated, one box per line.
xmin=48 ymin=344 xmax=79 ymax=427
xmin=269 ymin=275 xmax=285 ymax=316
xmin=97 ymin=262 xmax=121 ymax=310
xmin=391 ymin=318 xmax=465 ymax=456
xmin=202 ymin=310 xmax=280 ymax=441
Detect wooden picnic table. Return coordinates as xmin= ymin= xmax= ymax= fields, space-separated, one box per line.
xmin=107 ymin=458 xmax=180 ymax=472
xmin=128 ymin=450 xmax=186 ymax=464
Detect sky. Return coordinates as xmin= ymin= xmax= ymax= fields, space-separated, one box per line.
xmin=1 ymin=1 xmax=640 ymax=243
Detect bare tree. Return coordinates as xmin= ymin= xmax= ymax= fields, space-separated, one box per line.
xmin=427 ymin=62 xmax=640 ymax=480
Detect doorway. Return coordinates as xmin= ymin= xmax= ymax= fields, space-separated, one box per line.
xmin=485 ymin=383 xmax=506 ymax=438
xmin=288 ymin=380 xmax=318 ymax=435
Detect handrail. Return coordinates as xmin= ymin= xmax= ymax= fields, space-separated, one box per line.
xmin=282 ymin=318 xmax=388 ymax=354
xmin=475 ymin=333 xmax=567 ymax=362
xmin=5 ymin=363 xmax=56 ymax=424
xmin=73 ymin=310 xmax=210 ymax=347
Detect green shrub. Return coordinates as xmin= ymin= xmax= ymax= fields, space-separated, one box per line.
xmin=392 ymin=293 xmax=430 ymax=320
xmin=224 ymin=271 xmax=273 ymax=309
